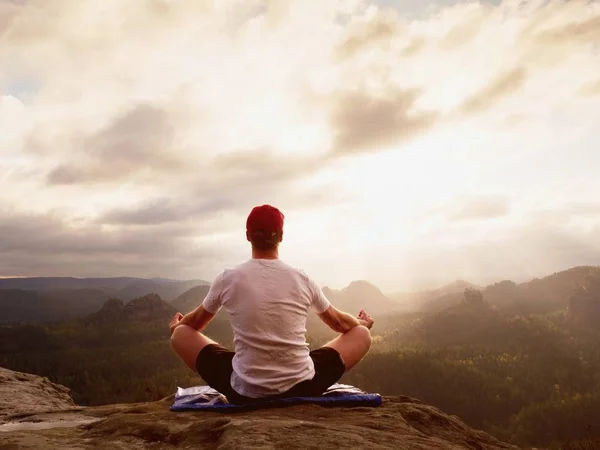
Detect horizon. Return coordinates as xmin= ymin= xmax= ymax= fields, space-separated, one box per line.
xmin=1 ymin=263 xmax=597 ymax=295
xmin=1 ymin=0 xmax=600 ymax=292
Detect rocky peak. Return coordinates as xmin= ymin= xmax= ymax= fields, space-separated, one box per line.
xmin=462 ymin=287 xmax=485 ymax=307
xmin=0 ymin=367 xmax=517 ymax=449
xmin=344 ymin=280 xmax=386 ymax=297
xmin=100 ymin=298 xmax=125 ymax=313
xmin=323 ymin=280 xmax=395 ymax=315
xmin=88 ymin=294 xmax=176 ymax=323
xmin=123 ymin=293 xmax=177 ymax=320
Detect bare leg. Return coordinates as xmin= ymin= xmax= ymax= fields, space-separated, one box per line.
xmin=170 ymin=325 xmax=218 ymax=372
xmin=322 ymin=325 xmax=372 ymax=371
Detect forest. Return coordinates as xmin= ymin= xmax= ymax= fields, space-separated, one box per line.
xmin=1 ymin=268 xmax=600 ymax=449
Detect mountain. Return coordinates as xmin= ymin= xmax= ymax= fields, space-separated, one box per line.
xmin=476 ymin=266 xmax=600 ymax=315
xmin=171 ymin=285 xmax=211 ymax=314
xmin=0 ymin=366 xmax=517 ymax=450
xmin=0 ymin=277 xmax=209 ymax=293
xmin=0 ymin=288 xmax=108 ymax=324
xmin=0 ymin=278 xmax=209 ymax=324
xmin=483 ymin=280 xmax=522 ymax=307
xmin=397 ymin=266 xmax=600 ymax=315
xmin=391 ymin=280 xmax=484 ymax=312
xmin=88 ymin=294 xmax=177 ymax=323
xmin=87 ymin=298 xmax=125 ymax=322
xmin=323 ymin=280 xmax=398 ymax=315
xmin=401 ymin=294 xmax=506 ymax=346
xmin=113 ymin=279 xmax=208 ymax=303
xmin=514 ymin=266 xmax=600 ymax=314
xmin=0 ymin=277 xmax=144 ymax=291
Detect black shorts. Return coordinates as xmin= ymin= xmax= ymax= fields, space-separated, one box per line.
xmin=195 ymin=344 xmax=345 ymax=405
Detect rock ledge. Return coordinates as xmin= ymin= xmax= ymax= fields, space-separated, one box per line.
xmin=0 ymin=367 xmax=517 ymax=449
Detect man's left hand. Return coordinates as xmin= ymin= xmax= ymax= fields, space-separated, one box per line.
xmin=169 ymin=312 xmax=184 ymax=334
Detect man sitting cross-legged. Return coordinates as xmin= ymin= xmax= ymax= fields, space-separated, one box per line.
xmin=169 ymin=204 xmax=374 ymax=404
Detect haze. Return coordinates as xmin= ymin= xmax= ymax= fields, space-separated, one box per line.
xmin=1 ymin=0 xmax=599 ymax=292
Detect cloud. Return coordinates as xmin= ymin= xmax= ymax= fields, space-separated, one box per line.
xmin=211 ymin=149 xmax=317 ymax=182
xmin=529 ymin=203 xmax=600 ymax=226
xmin=100 ymin=197 xmax=232 ymax=226
xmin=330 ymin=88 xmax=439 ymax=155
xmin=335 ymin=10 xmax=401 ymax=59
xmin=439 ymin=19 xmax=483 ymax=51
xmin=0 ymin=2 xmax=19 ymax=37
xmin=449 ymin=197 xmax=511 ymax=222
xmin=535 ymin=14 xmax=600 ymax=46
xmin=99 ymin=148 xmax=336 ymax=227
xmin=46 ymin=104 xmax=184 ymax=185
xmin=401 ymin=37 xmax=426 ymax=57
xmin=579 ymin=78 xmax=600 ymax=97
xmin=1 ymin=0 xmax=600 ymax=287
xmin=0 ymin=207 xmax=228 ymax=278
xmin=458 ymin=67 xmax=527 ymax=116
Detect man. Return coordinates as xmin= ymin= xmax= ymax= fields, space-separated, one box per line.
xmin=169 ymin=204 xmax=374 ymax=404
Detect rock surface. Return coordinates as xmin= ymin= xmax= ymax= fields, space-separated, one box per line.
xmin=0 ymin=367 xmax=76 ymax=422
xmin=0 ymin=367 xmax=519 ymax=449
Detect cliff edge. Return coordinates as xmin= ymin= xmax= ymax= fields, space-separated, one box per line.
xmin=0 ymin=367 xmax=518 ymax=449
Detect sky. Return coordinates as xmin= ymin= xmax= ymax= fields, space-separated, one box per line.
xmin=1 ymin=0 xmax=600 ymax=292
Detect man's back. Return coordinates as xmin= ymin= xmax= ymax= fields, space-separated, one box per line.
xmin=169 ymin=204 xmax=373 ymax=404
xmin=202 ymin=258 xmax=330 ymax=398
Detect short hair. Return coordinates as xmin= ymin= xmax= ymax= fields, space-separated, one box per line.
xmin=248 ymin=230 xmax=282 ymax=251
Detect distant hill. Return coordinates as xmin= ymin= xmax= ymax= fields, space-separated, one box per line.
xmin=3 ymin=266 xmax=599 ymax=326
xmin=386 ymin=269 xmax=600 ymax=347
xmin=0 ymin=277 xmax=142 ymax=291
xmin=480 ymin=266 xmax=600 ymax=315
xmin=171 ymin=285 xmax=211 ymax=314
xmin=0 ymin=288 xmax=108 ymax=324
xmin=113 ymin=279 xmax=208 ymax=303
xmin=0 ymin=277 xmax=208 ymax=300
xmin=0 ymin=277 xmax=209 ymax=324
xmin=323 ymin=280 xmax=399 ymax=315
xmin=394 ymin=266 xmax=600 ymax=315
xmin=87 ymin=294 xmax=177 ymax=323
xmin=391 ymin=280 xmax=484 ymax=313
xmin=401 ymin=294 xmax=507 ymax=346
xmin=513 ymin=266 xmax=600 ymax=314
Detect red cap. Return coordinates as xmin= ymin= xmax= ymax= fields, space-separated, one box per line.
xmin=246 ymin=205 xmax=284 ymax=234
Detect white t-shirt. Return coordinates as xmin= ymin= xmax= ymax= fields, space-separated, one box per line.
xmin=202 ymin=258 xmax=331 ymax=398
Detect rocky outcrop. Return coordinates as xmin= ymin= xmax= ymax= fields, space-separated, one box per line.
xmin=462 ymin=288 xmax=485 ymax=307
xmin=0 ymin=367 xmax=76 ymax=422
xmin=87 ymin=298 xmax=125 ymax=322
xmin=484 ymin=280 xmax=521 ymax=307
xmin=0 ymin=367 xmax=518 ymax=449
xmin=123 ymin=293 xmax=177 ymax=319
xmin=87 ymin=294 xmax=177 ymax=323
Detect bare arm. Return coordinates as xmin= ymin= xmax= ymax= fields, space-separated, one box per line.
xmin=176 ymin=305 xmax=215 ymax=332
xmin=318 ymin=305 xmax=362 ymax=334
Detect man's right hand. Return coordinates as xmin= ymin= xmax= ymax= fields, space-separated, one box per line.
xmin=357 ymin=310 xmax=374 ymax=329
xmin=169 ymin=312 xmax=184 ymax=335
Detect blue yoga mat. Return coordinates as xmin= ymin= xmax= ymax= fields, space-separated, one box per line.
xmin=171 ymin=383 xmax=382 ymax=411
